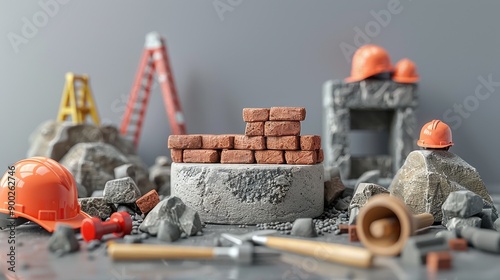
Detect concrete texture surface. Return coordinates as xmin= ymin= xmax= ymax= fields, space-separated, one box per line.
xmin=171 ymin=163 xmax=324 ymax=224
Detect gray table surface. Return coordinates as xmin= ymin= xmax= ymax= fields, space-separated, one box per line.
xmin=1 ymin=195 xmax=500 ymax=280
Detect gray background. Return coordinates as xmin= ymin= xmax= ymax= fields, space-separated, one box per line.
xmin=0 ymin=0 xmax=498 ymax=191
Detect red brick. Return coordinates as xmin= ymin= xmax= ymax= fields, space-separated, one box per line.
xmin=135 ymin=189 xmax=160 ymax=214
xmin=200 ymin=134 xmax=234 ymax=149
xmin=170 ymin=149 xmax=183 ymax=163
xmin=348 ymin=225 xmax=359 ymax=242
xmin=317 ymin=149 xmax=324 ymax=163
xmin=427 ymin=251 xmax=452 ymax=273
xmin=168 ymin=135 xmax=202 ymax=149
xmin=242 ymin=108 xmax=270 ymax=122
xmin=338 ymin=224 xmax=349 ymax=234
xmin=255 ymin=150 xmax=285 ymax=164
xmin=285 ymin=151 xmax=317 ymax=164
xmin=245 ymin=122 xmax=264 ymax=136
xmin=269 ymin=107 xmax=306 ymax=121
xmin=221 ymin=150 xmax=254 ymax=164
xmin=233 ymin=135 xmax=266 ymax=150
xmin=264 ymin=121 xmax=301 ymax=136
xmin=266 ymin=136 xmax=299 ymax=150
xmin=448 ymin=238 xmax=468 ymax=251
xmin=300 ymin=135 xmax=321 ymax=150
xmin=183 ymin=149 xmax=220 ymax=163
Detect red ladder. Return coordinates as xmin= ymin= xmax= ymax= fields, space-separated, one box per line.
xmin=120 ymin=32 xmax=186 ymax=148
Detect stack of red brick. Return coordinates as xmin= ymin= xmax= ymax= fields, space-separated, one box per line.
xmin=168 ymin=107 xmax=323 ymax=165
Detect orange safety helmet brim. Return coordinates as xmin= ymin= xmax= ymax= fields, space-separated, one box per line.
xmin=345 ymin=44 xmax=394 ymax=83
xmin=393 ymin=58 xmax=419 ymax=84
xmin=417 ymin=120 xmax=454 ymax=148
xmin=0 ymin=157 xmax=91 ymax=232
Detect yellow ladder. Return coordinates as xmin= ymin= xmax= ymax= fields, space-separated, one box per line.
xmin=57 ymin=72 xmax=100 ymax=125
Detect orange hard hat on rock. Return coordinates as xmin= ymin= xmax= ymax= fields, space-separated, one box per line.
xmin=345 ymin=44 xmax=394 ymax=82
xmin=393 ymin=58 xmax=419 ymax=83
xmin=0 ymin=157 xmax=90 ymax=232
xmin=417 ymin=120 xmax=454 ymax=149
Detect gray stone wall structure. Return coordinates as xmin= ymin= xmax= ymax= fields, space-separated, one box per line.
xmin=322 ymin=80 xmax=418 ymax=180
xmin=171 ymin=163 xmax=324 ymax=224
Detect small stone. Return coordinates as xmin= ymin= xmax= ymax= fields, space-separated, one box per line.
xmin=435 ymin=230 xmax=458 ymax=241
xmin=494 ymin=218 xmax=500 ymax=232
xmin=103 ymin=177 xmax=141 ymax=204
xmin=78 ymin=197 xmax=116 ymax=220
xmin=446 ymin=217 xmax=482 ymax=231
xmin=123 ymin=235 xmax=142 ymax=244
xmin=291 ymin=218 xmax=318 ymax=237
xmin=334 ymin=199 xmax=349 ymax=211
xmin=48 ymin=224 xmax=79 ymax=255
xmin=477 ymin=208 xmax=495 ymax=229
xmin=86 ymin=240 xmax=101 ymax=251
xmin=157 ymin=220 xmax=181 ymax=242
xmin=140 ymin=233 xmax=150 ymax=240
xmin=442 ymin=190 xmax=484 ymax=226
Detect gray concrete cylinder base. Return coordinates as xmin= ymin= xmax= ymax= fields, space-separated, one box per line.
xmin=171 ymin=163 xmax=324 ymax=224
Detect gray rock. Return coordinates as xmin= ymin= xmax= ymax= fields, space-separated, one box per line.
xmin=48 ymin=224 xmax=79 ymax=255
xmin=290 ymin=218 xmax=318 ymax=237
xmin=390 ymin=150 xmax=497 ymax=222
xmin=441 ymin=190 xmax=484 ymax=225
xmin=123 ymin=235 xmax=143 ymax=244
xmin=157 ymin=220 xmax=181 ymax=242
xmin=494 ymin=218 xmax=500 ymax=232
xmin=349 ymin=183 xmax=388 ymax=212
xmin=354 ymin=170 xmax=380 ymax=189
xmin=61 ymin=143 xmax=129 ymax=195
xmin=171 ymin=163 xmax=324 ymax=224
xmin=435 ymin=230 xmax=458 ymax=241
xmin=477 ymin=208 xmax=495 ymax=229
xmin=446 ymin=217 xmax=482 ymax=231
xmin=78 ymin=197 xmax=115 ymax=220
xmin=139 ymin=196 xmax=202 ymax=237
xmin=114 ymin=164 xmax=136 ymax=181
xmin=103 ymin=177 xmax=141 ymax=204
xmin=334 ymin=198 xmax=349 ymax=212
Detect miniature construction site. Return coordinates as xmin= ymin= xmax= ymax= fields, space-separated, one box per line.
xmin=2 ymin=31 xmax=500 ymax=279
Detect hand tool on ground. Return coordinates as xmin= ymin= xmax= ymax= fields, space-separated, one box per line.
xmin=221 ymin=230 xmax=373 ymax=268
xmin=107 ymin=241 xmax=279 ymax=264
xmin=357 ymin=194 xmax=434 ymax=256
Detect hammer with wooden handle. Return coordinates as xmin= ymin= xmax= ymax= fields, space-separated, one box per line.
xmin=221 ymin=231 xmax=373 ymax=268
xmin=108 ymin=241 xmax=278 ymax=264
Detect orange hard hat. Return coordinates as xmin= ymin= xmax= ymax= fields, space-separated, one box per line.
xmin=345 ymin=44 xmax=394 ymax=82
xmin=393 ymin=58 xmax=419 ymax=83
xmin=0 ymin=157 xmax=90 ymax=232
xmin=417 ymin=120 xmax=454 ymax=149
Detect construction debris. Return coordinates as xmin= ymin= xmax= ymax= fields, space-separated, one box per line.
xmin=78 ymin=197 xmax=116 ymax=220
xmin=48 ymin=224 xmax=80 ymax=256
xmin=103 ymin=177 xmax=141 ymax=204
xmin=157 ymin=220 xmax=181 ymax=242
xmin=441 ymin=190 xmax=484 ymax=226
xmin=135 ymin=189 xmax=161 ymax=215
xmin=139 ymin=196 xmax=202 ymax=237
xmin=390 ymin=150 xmax=497 ymax=222
xmin=324 ymin=166 xmax=346 ymax=206
xmin=401 ymin=234 xmax=448 ymax=266
xmin=290 ymin=218 xmax=318 ymax=237
xmin=446 ymin=217 xmax=482 ymax=231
